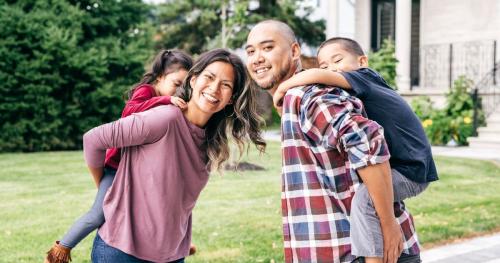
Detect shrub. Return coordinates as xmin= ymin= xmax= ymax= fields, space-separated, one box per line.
xmin=0 ymin=1 xmax=154 ymax=152
xmin=411 ymin=76 xmax=485 ymax=145
xmin=369 ymin=39 xmax=398 ymax=89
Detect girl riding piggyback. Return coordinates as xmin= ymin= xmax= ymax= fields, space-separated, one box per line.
xmin=45 ymin=50 xmax=194 ymax=263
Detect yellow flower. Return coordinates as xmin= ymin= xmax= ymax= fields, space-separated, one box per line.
xmin=463 ymin=117 xmax=472 ymax=124
xmin=422 ymin=119 xmax=433 ymax=128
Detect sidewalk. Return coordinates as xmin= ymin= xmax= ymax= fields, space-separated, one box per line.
xmin=432 ymin=146 xmax=500 ymax=161
xmin=265 ymin=130 xmax=500 ymax=161
xmin=264 ymin=130 xmax=500 ymax=262
xmin=421 ymin=233 xmax=500 ymax=262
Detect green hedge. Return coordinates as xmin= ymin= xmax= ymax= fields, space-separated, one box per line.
xmin=411 ymin=76 xmax=485 ymax=146
xmin=0 ymin=1 xmax=154 ymax=152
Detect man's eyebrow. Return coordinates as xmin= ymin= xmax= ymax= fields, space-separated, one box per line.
xmin=245 ymin=40 xmax=275 ymax=50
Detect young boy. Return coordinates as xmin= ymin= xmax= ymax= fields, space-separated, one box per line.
xmin=274 ymin=37 xmax=438 ymax=263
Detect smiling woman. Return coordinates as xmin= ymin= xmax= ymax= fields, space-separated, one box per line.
xmin=79 ymin=48 xmax=265 ymax=262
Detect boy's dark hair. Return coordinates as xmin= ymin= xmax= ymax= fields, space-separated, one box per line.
xmin=318 ymin=37 xmax=365 ymax=56
xmin=127 ymin=49 xmax=193 ymax=99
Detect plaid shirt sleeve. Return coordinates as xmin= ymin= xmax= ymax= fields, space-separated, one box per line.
xmin=298 ymin=86 xmax=391 ymax=170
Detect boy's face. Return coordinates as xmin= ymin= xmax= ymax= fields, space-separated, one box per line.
xmin=317 ymin=43 xmax=367 ymax=72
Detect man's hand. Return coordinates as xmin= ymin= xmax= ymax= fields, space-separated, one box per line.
xmin=382 ymin=218 xmax=404 ymax=263
xmin=356 ymin=161 xmax=403 ymax=263
xmin=170 ymin=96 xmax=187 ymax=110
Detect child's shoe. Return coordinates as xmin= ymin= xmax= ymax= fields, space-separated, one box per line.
xmin=45 ymin=241 xmax=72 ymax=263
xmin=189 ymin=243 xmax=197 ymax=255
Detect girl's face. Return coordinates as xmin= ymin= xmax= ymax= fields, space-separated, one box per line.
xmin=155 ymin=69 xmax=189 ymax=96
xmin=189 ymin=61 xmax=234 ymax=116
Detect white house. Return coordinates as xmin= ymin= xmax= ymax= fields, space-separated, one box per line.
xmin=308 ymin=0 xmax=500 ymax=147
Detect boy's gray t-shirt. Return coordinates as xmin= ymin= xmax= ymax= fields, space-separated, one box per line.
xmin=340 ymin=68 xmax=438 ymax=183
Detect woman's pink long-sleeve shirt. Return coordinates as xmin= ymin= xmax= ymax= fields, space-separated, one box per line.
xmin=83 ymin=105 xmax=209 ymax=262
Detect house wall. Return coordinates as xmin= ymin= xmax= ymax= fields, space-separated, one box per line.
xmin=420 ymin=0 xmax=500 ymax=45
xmin=419 ymin=0 xmax=500 ymax=91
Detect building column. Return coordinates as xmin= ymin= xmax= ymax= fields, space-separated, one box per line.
xmin=395 ymin=0 xmax=412 ymax=91
xmin=326 ymin=0 xmax=339 ymax=38
xmin=355 ymin=0 xmax=371 ymax=54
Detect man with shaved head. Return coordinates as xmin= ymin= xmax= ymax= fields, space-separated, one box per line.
xmin=246 ymin=20 xmax=422 ymax=263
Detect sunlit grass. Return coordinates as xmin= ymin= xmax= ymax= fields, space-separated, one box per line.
xmin=0 ymin=142 xmax=499 ymax=262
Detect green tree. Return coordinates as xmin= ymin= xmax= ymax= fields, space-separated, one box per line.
xmin=369 ymin=39 xmax=398 ymax=89
xmin=0 ymin=0 xmax=154 ymax=152
xmin=155 ymin=0 xmax=325 ymax=54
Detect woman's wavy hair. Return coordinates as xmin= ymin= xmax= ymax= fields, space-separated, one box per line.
xmin=177 ymin=48 xmax=266 ymax=171
xmin=126 ymin=49 xmax=193 ymax=99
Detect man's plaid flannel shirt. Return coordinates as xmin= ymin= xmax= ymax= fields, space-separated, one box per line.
xmin=280 ymin=85 xmax=420 ymax=263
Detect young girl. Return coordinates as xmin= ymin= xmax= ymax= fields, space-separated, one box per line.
xmin=85 ymin=48 xmax=266 ymax=262
xmin=45 ymin=50 xmax=194 ymax=263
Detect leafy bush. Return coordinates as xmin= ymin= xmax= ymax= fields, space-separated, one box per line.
xmin=0 ymin=1 xmax=154 ymax=152
xmin=411 ymin=76 xmax=485 ymax=145
xmin=369 ymin=39 xmax=398 ymax=89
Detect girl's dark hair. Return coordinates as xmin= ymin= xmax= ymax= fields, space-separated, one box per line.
xmin=127 ymin=49 xmax=193 ymax=99
xmin=177 ymin=48 xmax=266 ymax=171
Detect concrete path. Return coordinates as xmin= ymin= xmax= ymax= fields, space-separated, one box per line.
xmin=421 ymin=233 xmax=500 ymax=262
xmin=263 ymin=129 xmax=500 ymax=262
xmin=265 ymin=130 xmax=500 ymax=161
xmin=432 ymin=146 xmax=500 ymax=161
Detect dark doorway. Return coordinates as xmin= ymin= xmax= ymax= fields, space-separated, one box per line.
xmin=371 ymin=0 xmax=395 ymax=51
xmin=371 ymin=0 xmax=421 ymax=87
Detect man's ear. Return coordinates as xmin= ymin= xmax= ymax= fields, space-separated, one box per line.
xmin=359 ymin=55 xmax=368 ymax=67
xmin=291 ymin=42 xmax=301 ymax=63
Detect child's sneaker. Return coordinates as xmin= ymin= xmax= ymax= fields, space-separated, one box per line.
xmin=189 ymin=243 xmax=196 ymax=255
xmin=45 ymin=241 xmax=71 ymax=263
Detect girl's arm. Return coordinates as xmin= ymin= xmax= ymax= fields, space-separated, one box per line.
xmin=273 ymin=68 xmax=351 ymax=108
xmin=122 ymin=86 xmax=172 ymax=117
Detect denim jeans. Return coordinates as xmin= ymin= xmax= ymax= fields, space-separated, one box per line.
xmin=91 ymin=233 xmax=185 ymax=263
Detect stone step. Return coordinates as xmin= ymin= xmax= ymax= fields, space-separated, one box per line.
xmin=467 ymin=137 xmax=500 ymax=149
xmin=477 ymin=126 xmax=500 ymax=137
xmin=488 ymin=115 xmax=500 ymax=123
xmin=483 ymin=122 xmax=500 ymax=129
xmin=475 ymin=132 xmax=500 ymax=140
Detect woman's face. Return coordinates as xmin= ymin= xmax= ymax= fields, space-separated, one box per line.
xmin=155 ymin=69 xmax=189 ymax=96
xmin=189 ymin=61 xmax=235 ymax=115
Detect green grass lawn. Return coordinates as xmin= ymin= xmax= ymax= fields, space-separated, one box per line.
xmin=1 ymin=141 xmax=499 ymax=262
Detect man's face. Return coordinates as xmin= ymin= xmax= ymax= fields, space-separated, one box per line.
xmin=245 ymin=26 xmax=295 ymax=91
xmin=317 ymin=43 xmax=366 ymax=73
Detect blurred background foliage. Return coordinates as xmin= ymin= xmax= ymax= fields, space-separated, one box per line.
xmin=0 ymin=0 xmax=324 ymax=152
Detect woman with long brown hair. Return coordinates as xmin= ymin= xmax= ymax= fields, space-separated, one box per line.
xmin=83 ymin=48 xmax=265 ymax=262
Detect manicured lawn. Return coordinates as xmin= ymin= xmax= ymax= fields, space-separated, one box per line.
xmin=0 ymin=142 xmax=499 ymax=262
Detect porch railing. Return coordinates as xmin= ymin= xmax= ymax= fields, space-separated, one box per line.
xmin=420 ymin=40 xmax=496 ymax=90
xmin=471 ymin=59 xmax=500 ymax=135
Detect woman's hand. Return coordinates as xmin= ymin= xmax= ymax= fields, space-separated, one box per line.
xmin=170 ymin=96 xmax=188 ymax=110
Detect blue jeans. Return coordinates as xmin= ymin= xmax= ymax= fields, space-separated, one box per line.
xmin=91 ymin=233 xmax=185 ymax=263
